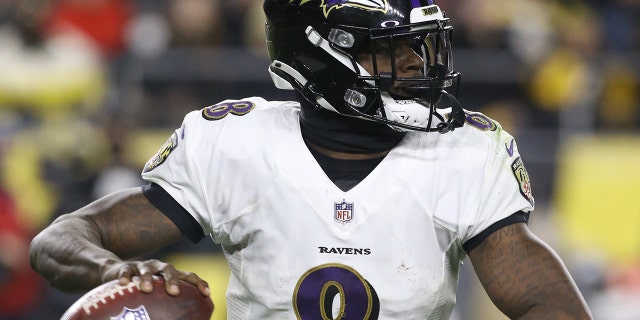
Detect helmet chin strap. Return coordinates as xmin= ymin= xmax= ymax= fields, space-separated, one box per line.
xmin=434 ymin=91 xmax=466 ymax=133
xmin=349 ymin=91 xmax=465 ymax=133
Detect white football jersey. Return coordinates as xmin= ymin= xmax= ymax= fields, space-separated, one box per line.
xmin=141 ymin=97 xmax=534 ymax=320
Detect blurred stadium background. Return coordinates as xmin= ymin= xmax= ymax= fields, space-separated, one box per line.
xmin=0 ymin=0 xmax=638 ymax=319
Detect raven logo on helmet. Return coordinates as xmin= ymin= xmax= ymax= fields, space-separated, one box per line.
xmin=293 ymin=0 xmax=388 ymax=17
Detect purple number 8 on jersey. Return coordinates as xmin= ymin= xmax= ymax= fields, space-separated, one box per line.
xmin=202 ymin=101 xmax=255 ymax=120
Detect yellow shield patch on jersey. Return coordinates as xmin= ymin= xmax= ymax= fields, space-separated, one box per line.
xmin=143 ymin=132 xmax=178 ymax=172
xmin=511 ymin=157 xmax=534 ymax=206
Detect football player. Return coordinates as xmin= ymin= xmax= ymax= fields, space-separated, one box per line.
xmin=30 ymin=0 xmax=592 ymax=319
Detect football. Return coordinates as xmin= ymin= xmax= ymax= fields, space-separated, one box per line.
xmin=60 ymin=276 xmax=214 ymax=320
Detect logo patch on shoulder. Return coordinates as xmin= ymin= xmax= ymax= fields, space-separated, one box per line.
xmin=111 ymin=306 xmax=150 ymax=320
xmin=511 ymin=157 xmax=534 ymax=206
xmin=334 ymin=200 xmax=354 ymax=225
xmin=143 ymin=132 xmax=178 ymax=172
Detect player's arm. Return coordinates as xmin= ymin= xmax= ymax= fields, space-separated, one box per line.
xmin=468 ymin=222 xmax=592 ymax=320
xmin=29 ymin=187 xmax=209 ymax=296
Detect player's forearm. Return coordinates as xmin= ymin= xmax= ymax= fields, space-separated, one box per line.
xmin=483 ymin=265 xmax=592 ymax=320
xmin=512 ymin=275 xmax=592 ymax=319
xmin=511 ymin=278 xmax=593 ymax=319
xmin=512 ymin=245 xmax=592 ymax=319
xmin=29 ymin=216 xmax=123 ymax=293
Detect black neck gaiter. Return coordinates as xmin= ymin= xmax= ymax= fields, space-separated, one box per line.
xmin=298 ymin=98 xmax=406 ymax=154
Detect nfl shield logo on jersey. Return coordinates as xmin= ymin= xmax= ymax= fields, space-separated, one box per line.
xmin=334 ymin=200 xmax=354 ymax=224
xmin=111 ymin=306 xmax=150 ymax=320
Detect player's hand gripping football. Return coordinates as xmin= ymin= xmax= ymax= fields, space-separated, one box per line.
xmin=101 ymin=258 xmax=210 ymax=297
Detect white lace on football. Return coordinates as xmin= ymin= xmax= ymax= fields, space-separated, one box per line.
xmin=81 ymin=280 xmax=139 ymax=315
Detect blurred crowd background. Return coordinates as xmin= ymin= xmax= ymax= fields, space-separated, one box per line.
xmin=0 ymin=0 xmax=638 ymax=319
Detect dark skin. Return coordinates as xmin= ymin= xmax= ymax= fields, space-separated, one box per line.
xmin=30 ymin=39 xmax=592 ymax=319
xmin=29 ymin=189 xmax=202 ymax=296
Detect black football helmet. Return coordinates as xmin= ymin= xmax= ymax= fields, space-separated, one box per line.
xmin=264 ymin=0 xmax=465 ymax=132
